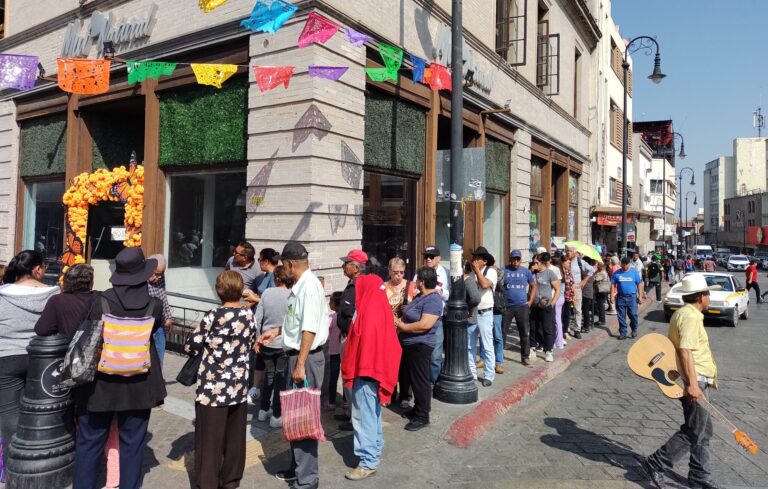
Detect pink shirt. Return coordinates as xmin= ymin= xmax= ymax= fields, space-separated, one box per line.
xmin=328 ymin=311 xmax=342 ymax=355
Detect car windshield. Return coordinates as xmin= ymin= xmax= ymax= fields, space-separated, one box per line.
xmin=705 ymin=275 xmax=733 ymax=291
xmin=730 ymin=255 xmax=748 ymax=261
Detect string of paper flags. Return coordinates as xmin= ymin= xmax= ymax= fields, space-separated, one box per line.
xmin=0 ymin=1 xmax=454 ymax=95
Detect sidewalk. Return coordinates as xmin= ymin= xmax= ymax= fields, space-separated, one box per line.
xmin=141 ymin=294 xmax=662 ymax=488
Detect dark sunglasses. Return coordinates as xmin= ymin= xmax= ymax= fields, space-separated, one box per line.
xmin=424 ymin=255 xmax=437 ymax=260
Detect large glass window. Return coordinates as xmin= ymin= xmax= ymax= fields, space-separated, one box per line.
xmin=23 ymin=181 xmax=65 ymax=281
xmin=168 ymin=171 xmax=246 ymax=269
xmin=483 ymin=192 xmax=505 ymax=263
xmin=569 ymin=173 xmax=579 ymax=240
xmin=529 ymin=200 xmax=542 ymax=252
xmin=362 ymin=172 xmax=416 ymax=279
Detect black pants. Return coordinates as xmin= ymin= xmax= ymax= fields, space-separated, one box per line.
xmin=194 ymin=403 xmax=247 ymax=489
xmin=581 ymin=297 xmax=594 ymax=331
xmin=74 ymin=409 xmax=151 ymax=489
xmin=595 ymin=293 xmax=608 ymax=323
xmin=561 ymin=301 xmax=573 ymax=336
xmin=502 ymin=306 xmax=530 ymax=360
xmin=257 ymin=347 xmax=287 ymax=417
xmin=400 ymin=343 xmax=433 ymax=422
xmin=747 ymin=281 xmax=762 ymax=303
xmin=0 ymin=354 xmax=28 ymax=467
xmin=647 ymin=383 xmax=713 ymax=484
xmin=531 ymin=305 xmax=555 ymax=352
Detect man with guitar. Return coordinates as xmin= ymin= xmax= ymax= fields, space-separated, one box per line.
xmin=641 ymin=275 xmax=722 ymax=489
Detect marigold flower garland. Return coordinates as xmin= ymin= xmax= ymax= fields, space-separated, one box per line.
xmin=60 ymin=164 xmax=144 ymax=271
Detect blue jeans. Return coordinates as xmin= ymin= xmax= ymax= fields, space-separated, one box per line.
xmin=153 ymin=327 xmax=166 ymax=366
xmin=430 ymin=320 xmax=444 ymax=383
xmin=469 ymin=310 xmax=495 ymax=381
xmin=467 ymin=322 xmax=478 ymax=380
xmin=492 ymin=313 xmax=504 ymax=365
xmin=616 ymin=295 xmax=638 ymax=337
xmin=350 ymin=378 xmax=383 ymax=469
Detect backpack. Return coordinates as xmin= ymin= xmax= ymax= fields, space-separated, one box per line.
xmin=98 ymin=298 xmax=156 ymax=377
xmin=493 ymin=267 xmax=507 ymax=314
xmin=647 ymin=262 xmax=660 ymax=280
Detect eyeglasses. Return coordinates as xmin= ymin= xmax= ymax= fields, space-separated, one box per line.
xmin=152 ymin=271 xmax=164 ymax=278
xmin=233 ymin=250 xmax=247 ymax=257
xmin=424 ymin=255 xmax=437 ymax=260
xmin=390 ymin=270 xmax=405 ymax=275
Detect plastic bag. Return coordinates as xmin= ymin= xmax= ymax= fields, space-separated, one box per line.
xmin=279 ymin=382 xmax=325 ymax=442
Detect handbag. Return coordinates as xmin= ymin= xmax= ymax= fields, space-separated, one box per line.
xmin=60 ymin=296 xmax=106 ymax=388
xmin=280 ymin=381 xmax=325 ymax=442
xmin=176 ymin=351 xmax=204 ymax=387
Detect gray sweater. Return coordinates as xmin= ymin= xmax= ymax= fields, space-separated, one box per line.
xmin=254 ymin=287 xmax=291 ymax=350
xmin=0 ymin=284 xmax=60 ymax=358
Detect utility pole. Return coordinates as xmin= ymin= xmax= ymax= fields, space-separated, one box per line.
xmin=433 ymin=0 xmax=477 ymax=405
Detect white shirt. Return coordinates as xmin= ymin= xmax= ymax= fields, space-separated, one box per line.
xmin=632 ymin=259 xmax=644 ymax=275
xmin=477 ymin=266 xmax=498 ymax=310
xmin=281 ymin=269 xmax=329 ymax=351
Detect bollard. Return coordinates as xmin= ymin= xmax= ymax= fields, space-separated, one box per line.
xmin=6 ymin=335 xmax=75 ymax=489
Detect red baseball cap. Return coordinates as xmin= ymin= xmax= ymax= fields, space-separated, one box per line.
xmin=340 ymin=249 xmax=368 ymax=263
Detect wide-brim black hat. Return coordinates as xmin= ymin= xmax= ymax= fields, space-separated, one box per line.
xmin=472 ymin=246 xmax=495 ymax=267
xmin=110 ymin=247 xmax=157 ymax=286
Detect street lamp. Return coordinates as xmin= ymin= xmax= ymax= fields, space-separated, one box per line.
xmin=661 ymin=131 xmax=686 ymax=253
xmin=675 ymin=166 xmax=695 ymax=256
xmin=684 ymin=190 xmax=697 ymax=254
xmin=621 ymin=36 xmax=665 ymax=258
xmin=433 ymin=0 xmax=478 ymax=405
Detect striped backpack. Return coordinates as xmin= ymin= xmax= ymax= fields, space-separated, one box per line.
xmin=97 ymin=298 xmax=156 ymax=376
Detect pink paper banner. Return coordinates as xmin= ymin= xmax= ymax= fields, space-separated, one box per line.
xmin=297 ymin=12 xmax=339 ymax=48
xmin=253 ymin=66 xmax=295 ymax=92
xmin=0 ymin=54 xmax=39 ymax=90
xmin=307 ymin=66 xmax=348 ymax=81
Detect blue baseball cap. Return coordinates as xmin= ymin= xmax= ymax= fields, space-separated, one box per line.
xmin=510 ymin=249 xmax=522 ymax=259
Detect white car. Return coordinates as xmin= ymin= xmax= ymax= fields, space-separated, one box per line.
xmin=663 ymin=272 xmax=749 ymax=327
xmin=726 ymin=254 xmax=750 ymax=272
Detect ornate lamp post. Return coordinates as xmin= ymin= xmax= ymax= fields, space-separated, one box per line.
xmin=684 ymin=190 xmax=697 ymax=254
xmin=675 ymin=166 xmax=695 ymax=256
xmin=661 ymin=131 xmax=686 ymax=252
xmin=621 ymin=36 xmax=666 ymax=258
xmin=433 ymin=0 xmax=478 ymax=405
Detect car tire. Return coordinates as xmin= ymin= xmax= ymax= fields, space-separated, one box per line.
xmin=741 ymin=303 xmax=749 ymax=320
xmin=729 ymin=308 xmax=739 ymax=327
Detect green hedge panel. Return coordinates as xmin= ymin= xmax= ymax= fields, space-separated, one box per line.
xmin=364 ymin=92 xmax=426 ymax=174
xmin=159 ymin=76 xmax=248 ymax=167
xmin=486 ymin=137 xmax=511 ymax=193
xmin=19 ymin=113 xmax=67 ymax=177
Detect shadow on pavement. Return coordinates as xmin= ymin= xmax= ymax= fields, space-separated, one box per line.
xmin=166 ymin=431 xmax=195 ymax=487
xmin=540 ymin=417 xmax=658 ymax=489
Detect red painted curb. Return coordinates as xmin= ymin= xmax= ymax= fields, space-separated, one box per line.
xmin=444 ymin=297 xmax=658 ymax=448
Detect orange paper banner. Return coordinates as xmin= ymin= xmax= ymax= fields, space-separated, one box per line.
xmin=57 ymin=58 xmax=111 ymax=95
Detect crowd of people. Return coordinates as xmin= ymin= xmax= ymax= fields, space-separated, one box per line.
xmin=0 ymin=240 xmax=758 ymax=489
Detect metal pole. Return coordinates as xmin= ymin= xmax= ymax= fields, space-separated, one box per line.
xmin=662 ymin=152 xmax=666 ymax=251
xmin=433 ymin=0 xmax=478 ymax=405
xmin=621 ymin=55 xmax=629 ymax=258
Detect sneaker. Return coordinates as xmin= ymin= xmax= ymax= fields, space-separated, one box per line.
xmin=269 ymin=416 xmax=282 ymax=428
xmin=521 ymin=358 xmax=531 ymax=367
xmin=257 ymin=409 xmax=272 ymax=422
xmin=618 ymin=335 xmax=627 ymax=341
xmin=544 ymin=351 xmax=554 ymax=362
xmin=247 ymin=387 xmax=260 ymax=405
xmin=404 ymin=418 xmax=429 ymax=431
xmin=345 ymin=466 xmax=377 ymax=480
xmin=573 ymin=330 xmax=582 ymax=339
xmin=399 ymin=399 xmax=412 ymax=410
xmin=481 ymin=378 xmax=492 ymax=387
xmin=687 ymin=478 xmax=722 ymax=489
xmin=495 ymin=365 xmax=504 ymax=374
xmin=528 ymin=352 xmax=536 ymax=362
xmin=275 ymin=470 xmax=296 ymax=482
xmin=631 ymin=330 xmax=638 ymax=338
xmin=640 ymin=459 xmax=666 ymax=489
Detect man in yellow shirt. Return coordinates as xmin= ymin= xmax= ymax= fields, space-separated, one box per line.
xmin=642 ymin=275 xmax=721 ymax=489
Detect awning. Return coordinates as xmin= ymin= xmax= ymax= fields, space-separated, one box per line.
xmin=591 ymin=206 xmax=663 ymax=219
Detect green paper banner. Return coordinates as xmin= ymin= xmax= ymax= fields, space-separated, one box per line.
xmin=365 ymin=67 xmax=397 ymax=83
xmin=378 ymin=42 xmax=403 ymax=73
xmin=126 ymin=61 xmax=177 ymax=85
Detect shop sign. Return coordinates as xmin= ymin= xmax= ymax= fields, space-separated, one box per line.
xmin=747 ymin=226 xmax=768 ymax=245
xmin=616 ymin=224 xmax=636 ymax=241
xmin=597 ymin=212 xmax=631 ymax=227
xmin=62 ymin=3 xmax=158 ymax=58
xmin=434 ymin=23 xmax=494 ymax=94
xmin=436 ymin=148 xmax=486 ymax=202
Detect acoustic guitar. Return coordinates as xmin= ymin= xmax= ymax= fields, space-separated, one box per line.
xmin=627 ymin=333 xmax=758 ymax=455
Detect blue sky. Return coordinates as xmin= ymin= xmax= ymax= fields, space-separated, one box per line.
xmin=613 ymin=0 xmax=768 ymax=220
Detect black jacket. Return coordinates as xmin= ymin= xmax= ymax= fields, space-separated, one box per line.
xmin=337 ymin=280 xmax=356 ymax=336
xmin=74 ymin=289 xmax=167 ymax=413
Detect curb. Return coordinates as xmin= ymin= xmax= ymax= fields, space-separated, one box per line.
xmin=444 ymin=297 xmax=658 ymax=448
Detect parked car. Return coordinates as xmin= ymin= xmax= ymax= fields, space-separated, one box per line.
xmin=663 ymin=272 xmax=748 ymax=327
xmin=754 ymin=252 xmax=768 ymax=270
xmin=727 ymin=254 xmax=750 ymax=272
xmin=716 ymin=253 xmax=731 ymax=268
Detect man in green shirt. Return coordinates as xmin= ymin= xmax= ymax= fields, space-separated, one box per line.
xmin=642 ymin=275 xmax=721 ymax=489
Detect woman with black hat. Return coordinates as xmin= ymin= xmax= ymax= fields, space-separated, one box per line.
xmin=72 ymin=248 xmax=167 ymax=489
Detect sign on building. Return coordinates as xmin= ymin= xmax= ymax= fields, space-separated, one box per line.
xmin=62 ymin=3 xmax=158 ymax=58
xmin=436 ymin=148 xmax=486 ymax=202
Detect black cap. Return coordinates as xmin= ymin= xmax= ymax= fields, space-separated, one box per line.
xmin=472 ymin=246 xmax=495 ymax=267
xmin=278 ymin=241 xmax=309 ymax=261
xmin=423 ymin=245 xmax=440 ymax=256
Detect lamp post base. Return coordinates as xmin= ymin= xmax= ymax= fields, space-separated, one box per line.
xmin=433 ymin=294 xmax=478 ymax=405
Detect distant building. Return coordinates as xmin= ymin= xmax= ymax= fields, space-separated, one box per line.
xmin=721 ymin=192 xmax=768 ymax=254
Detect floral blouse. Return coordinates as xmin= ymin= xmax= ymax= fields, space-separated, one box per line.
xmin=563 ymin=268 xmax=575 ymax=303
xmin=184 ymin=306 xmax=256 ymax=407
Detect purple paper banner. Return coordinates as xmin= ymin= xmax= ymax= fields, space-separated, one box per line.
xmin=0 ymin=54 xmax=39 ymax=90
xmin=344 ymin=28 xmax=373 ymax=47
xmin=307 ymin=66 xmax=348 ymax=81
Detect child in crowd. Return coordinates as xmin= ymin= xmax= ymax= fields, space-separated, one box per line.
xmin=323 ymin=292 xmax=343 ymax=410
